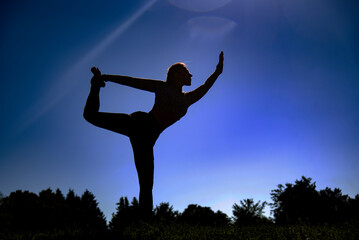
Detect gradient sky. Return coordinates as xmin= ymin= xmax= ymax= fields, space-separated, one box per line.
xmin=1 ymin=0 xmax=358 ymax=220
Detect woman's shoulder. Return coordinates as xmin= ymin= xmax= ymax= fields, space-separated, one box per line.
xmin=154 ymin=81 xmax=167 ymax=92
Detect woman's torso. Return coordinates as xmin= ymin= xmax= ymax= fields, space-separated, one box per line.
xmin=150 ymin=85 xmax=189 ymax=131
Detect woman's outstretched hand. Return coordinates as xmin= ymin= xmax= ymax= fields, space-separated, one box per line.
xmin=216 ymin=51 xmax=224 ymax=75
xmin=91 ymin=67 xmax=105 ymax=87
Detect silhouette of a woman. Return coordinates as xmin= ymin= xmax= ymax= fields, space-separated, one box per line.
xmin=84 ymin=52 xmax=224 ymax=217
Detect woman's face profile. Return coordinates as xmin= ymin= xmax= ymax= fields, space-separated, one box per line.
xmin=175 ymin=67 xmax=192 ymax=86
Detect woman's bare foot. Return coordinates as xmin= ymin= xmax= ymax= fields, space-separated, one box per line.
xmin=91 ymin=67 xmax=105 ymax=87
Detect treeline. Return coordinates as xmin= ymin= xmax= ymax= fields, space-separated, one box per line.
xmin=0 ymin=189 xmax=107 ymax=235
xmin=0 ymin=176 xmax=358 ymax=236
xmin=109 ymin=176 xmax=359 ymax=228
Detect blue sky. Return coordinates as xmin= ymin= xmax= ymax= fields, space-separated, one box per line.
xmin=1 ymin=0 xmax=358 ymax=220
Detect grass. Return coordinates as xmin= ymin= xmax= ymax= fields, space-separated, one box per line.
xmin=117 ymin=222 xmax=359 ymax=240
xmin=2 ymin=222 xmax=358 ymax=240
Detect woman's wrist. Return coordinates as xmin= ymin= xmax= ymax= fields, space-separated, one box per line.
xmin=101 ymin=74 xmax=110 ymax=82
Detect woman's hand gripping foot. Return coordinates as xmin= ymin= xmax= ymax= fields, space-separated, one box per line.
xmin=91 ymin=67 xmax=105 ymax=88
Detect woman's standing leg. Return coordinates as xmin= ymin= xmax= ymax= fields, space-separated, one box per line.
xmin=130 ymin=138 xmax=155 ymax=219
xmin=129 ymin=112 xmax=161 ymax=219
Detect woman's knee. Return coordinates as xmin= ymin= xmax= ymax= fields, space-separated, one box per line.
xmin=83 ymin=109 xmax=103 ymax=127
xmin=83 ymin=109 xmax=96 ymax=123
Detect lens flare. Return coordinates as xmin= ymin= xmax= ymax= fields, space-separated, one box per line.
xmin=169 ymin=0 xmax=232 ymax=12
xmin=186 ymin=16 xmax=236 ymax=39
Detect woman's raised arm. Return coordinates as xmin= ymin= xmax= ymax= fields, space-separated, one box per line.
xmin=186 ymin=51 xmax=223 ymax=105
xmin=102 ymin=74 xmax=164 ymax=92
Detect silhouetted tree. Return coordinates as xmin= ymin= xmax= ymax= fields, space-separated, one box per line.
xmin=270 ymin=176 xmax=359 ymax=225
xmin=130 ymin=196 xmax=140 ymax=218
xmin=317 ymin=187 xmax=349 ymax=224
xmin=153 ymin=202 xmax=178 ymax=223
xmin=348 ymin=194 xmax=359 ymax=221
xmin=0 ymin=192 xmax=3 ymax=230
xmin=232 ymin=198 xmax=269 ymax=225
xmin=179 ymin=204 xmax=229 ymax=227
xmin=109 ymin=196 xmax=140 ymax=232
xmin=0 ymin=190 xmax=40 ymax=232
xmin=213 ymin=210 xmax=231 ymax=226
xmin=270 ymin=176 xmax=321 ymax=224
xmin=79 ymin=190 xmax=107 ymax=232
xmin=52 ymin=188 xmax=66 ymax=228
xmin=0 ymin=191 xmax=8 ymax=232
xmin=66 ymin=189 xmax=82 ymax=227
xmin=0 ymin=189 xmax=108 ymax=234
xmin=38 ymin=188 xmax=62 ymax=230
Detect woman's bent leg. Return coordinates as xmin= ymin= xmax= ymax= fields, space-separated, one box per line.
xmin=83 ymin=85 xmax=132 ymax=135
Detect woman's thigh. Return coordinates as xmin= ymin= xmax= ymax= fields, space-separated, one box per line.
xmin=130 ymin=139 xmax=154 ymax=189
xmin=88 ymin=112 xmax=133 ymax=136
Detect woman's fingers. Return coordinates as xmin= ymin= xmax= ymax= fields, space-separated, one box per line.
xmin=216 ymin=51 xmax=224 ymax=74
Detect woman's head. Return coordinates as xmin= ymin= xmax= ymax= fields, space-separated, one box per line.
xmin=166 ymin=63 xmax=192 ymax=86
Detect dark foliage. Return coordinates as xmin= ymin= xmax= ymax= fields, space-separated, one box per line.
xmin=270 ymin=176 xmax=359 ymax=225
xmin=153 ymin=202 xmax=178 ymax=224
xmin=178 ymin=204 xmax=230 ymax=227
xmin=317 ymin=187 xmax=350 ymax=223
xmin=349 ymin=194 xmax=359 ymax=221
xmin=0 ymin=188 xmax=106 ymax=234
xmin=232 ymin=198 xmax=270 ymax=225
xmin=109 ymin=198 xmax=230 ymax=231
xmin=79 ymin=190 xmax=107 ymax=230
xmin=109 ymin=196 xmax=141 ymax=232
